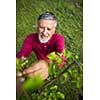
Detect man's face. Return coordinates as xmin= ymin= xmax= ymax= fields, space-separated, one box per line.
xmin=38 ymin=19 xmax=56 ymax=43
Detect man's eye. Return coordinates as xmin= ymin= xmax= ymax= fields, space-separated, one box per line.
xmin=47 ymin=28 xmax=51 ymax=31
xmin=39 ymin=26 xmax=43 ymax=29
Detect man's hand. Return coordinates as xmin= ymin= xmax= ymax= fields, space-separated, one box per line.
xmin=17 ymin=60 xmax=49 ymax=80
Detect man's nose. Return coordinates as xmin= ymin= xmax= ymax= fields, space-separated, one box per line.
xmin=43 ymin=28 xmax=47 ymax=35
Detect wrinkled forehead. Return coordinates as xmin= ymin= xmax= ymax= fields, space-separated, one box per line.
xmin=38 ymin=19 xmax=57 ymax=28
xmin=38 ymin=20 xmax=56 ymax=29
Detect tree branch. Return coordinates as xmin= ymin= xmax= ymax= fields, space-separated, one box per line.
xmin=39 ymin=61 xmax=76 ymax=91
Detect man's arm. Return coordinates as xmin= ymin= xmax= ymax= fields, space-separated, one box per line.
xmin=54 ymin=34 xmax=67 ymax=67
xmin=17 ymin=35 xmax=33 ymax=59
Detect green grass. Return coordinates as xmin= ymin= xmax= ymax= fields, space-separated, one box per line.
xmin=16 ymin=0 xmax=83 ymax=100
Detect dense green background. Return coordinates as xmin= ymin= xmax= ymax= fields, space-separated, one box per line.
xmin=16 ymin=0 xmax=83 ymax=100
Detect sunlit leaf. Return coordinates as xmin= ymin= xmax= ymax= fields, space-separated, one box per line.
xmin=57 ymin=91 xmax=65 ymax=99
xmin=63 ymin=73 xmax=68 ymax=78
xmin=50 ymin=85 xmax=58 ymax=90
xmin=23 ymin=74 xmax=43 ymax=91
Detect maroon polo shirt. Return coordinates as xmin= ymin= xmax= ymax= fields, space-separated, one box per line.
xmin=17 ymin=33 xmax=65 ymax=60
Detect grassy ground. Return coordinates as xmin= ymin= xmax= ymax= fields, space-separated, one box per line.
xmin=16 ymin=0 xmax=83 ymax=100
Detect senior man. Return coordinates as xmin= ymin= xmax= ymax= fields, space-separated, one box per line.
xmin=16 ymin=11 xmax=67 ymax=81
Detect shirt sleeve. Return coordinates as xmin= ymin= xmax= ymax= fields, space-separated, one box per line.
xmin=55 ymin=35 xmax=65 ymax=52
xmin=16 ymin=35 xmax=33 ymax=58
xmin=54 ymin=34 xmax=67 ymax=67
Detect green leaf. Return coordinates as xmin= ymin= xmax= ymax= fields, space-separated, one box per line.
xmin=16 ymin=57 xmax=29 ymax=71
xmin=23 ymin=74 xmax=43 ymax=91
xmin=47 ymin=52 xmax=57 ymax=60
xmin=49 ymin=62 xmax=56 ymax=76
xmin=57 ymin=91 xmax=65 ymax=99
xmin=63 ymin=73 xmax=68 ymax=78
xmin=63 ymin=50 xmax=72 ymax=58
xmin=16 ymin=58 xmax=20 ymax=65
xmin=47 ymin=52 xmax=62 ymax=64
xmin=48 ymin=98 xmax=52 ymax=100
xmin=75 ymin=55 xmax=79 ymax=59
xmin=50 ymin=85 xmax=58 ymax=90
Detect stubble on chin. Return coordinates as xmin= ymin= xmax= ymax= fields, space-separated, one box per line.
xmin=38 ymin=33 xmax=50 ymax=43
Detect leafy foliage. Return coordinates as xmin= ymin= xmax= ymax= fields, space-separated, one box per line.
xmin=23 ymin=74 xmax=43 ymax=91
xmin=16 ymin=57 xmax=28 ymax=72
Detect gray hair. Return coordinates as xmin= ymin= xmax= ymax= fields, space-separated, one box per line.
xmin=37 ymin=11 xmax=57 ymax=27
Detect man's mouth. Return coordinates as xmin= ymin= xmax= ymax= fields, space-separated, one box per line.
xmin=41 ymin=33 xmax=48 ymax=38
xmin=39 ymin=33 xmax=50 ymax=43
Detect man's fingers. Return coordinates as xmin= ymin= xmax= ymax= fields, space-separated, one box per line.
xmin=22 ymin=60 xmax=49 ymax=80
xmin=27 ymin=60 xmax=49 ymax=80
xmin=28 ymin=67 xmax=48 ymax=80
xmin=23 ymin=60 xmax=48 ymax=75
